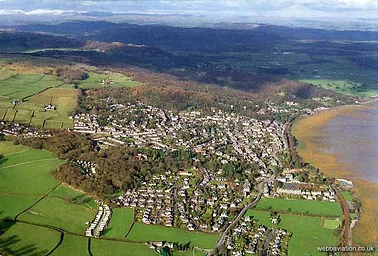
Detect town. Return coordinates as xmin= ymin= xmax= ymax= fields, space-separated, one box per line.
xmin=0 ymin=97 xmax=351 ymax=255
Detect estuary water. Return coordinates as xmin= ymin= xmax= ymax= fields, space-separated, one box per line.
xmin=319 ymin=100 xmax=378 ymax=183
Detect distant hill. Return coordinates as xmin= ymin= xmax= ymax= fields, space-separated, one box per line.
xmin=15 ymin=21 xmax=377 ymax=51
xmin=0 ymin=32 xmax=84 ymax=53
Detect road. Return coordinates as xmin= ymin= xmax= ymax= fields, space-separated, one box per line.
xmin=209 ymin=177 xmax=273 ymax=255
xmin=262 ymin=229 xmax=274 ymax=256
xmin=333 ymin=185 xmax=352 ymax=255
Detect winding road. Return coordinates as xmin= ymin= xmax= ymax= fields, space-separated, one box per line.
xmin=209 ymin=176 xmax=274 ymax=255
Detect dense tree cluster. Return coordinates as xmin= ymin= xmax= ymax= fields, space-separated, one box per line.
xmin=11 ymin=131 xmax=95 ymax=159
xmin=52 ymin=146 xmax=197 ymax=196
xmin=55 ymin=67 xmax=89 ymax=84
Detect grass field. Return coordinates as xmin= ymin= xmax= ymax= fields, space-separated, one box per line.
xmin=0 ymin=74 xmax=59 ymax=100
xmin=0 ymin=67 xmax=17 ymax=80
xmin=300 ymin=79 xmax=378 ymax=98
xmin=0 ymin=70 xmax=77 ymax=129
xmin=0 ymin=195 xmax=40 ymax=219
xmin=0 ymin=222 xmax=61 ymax=256
xmin=246 ymin=210 xmax=338 ymax=256
xmin=0 ymin=141 xmax=27 ymax=155
xmin=19 ymin=197 xmax=96 ymax=234
xmin=51 ymin=234 xmax=89 ymax=256
xmin=0 ymin=149 xmax=56 ymax=167
xmin=48 ymin=184 xmax=98 ymax=211
xmin=341 ymin=191 xmax=354 ymax=201
xmin=91 ymin=239 xmax=156 ymax=256
xmin=48 ymin=184 xmax=86 ymax=199
xmin=126 ymin=223 xmax=219 ymax=249
xmin=0 ymin=158 xmax=62 ymax=195
xmin=103 ymin=207 xmax=134 ymax=239
xmin=254 ymin=197 xmax=342 ymax=216
xmin=0 ymin=64 xmax=140 ymax=129
xmin=323 ymin=218 xmax=341 ymax=229
xmin=78 ymin=72 xmax=140 ymax=89
xmin=21 ymin=87 xmax=77 ymax=129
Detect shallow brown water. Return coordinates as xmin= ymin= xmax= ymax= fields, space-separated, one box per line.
xmin=320 ymin=101 xmax=378 ymax=182
xmin=292 ymin=102 xmax=378 ymax=250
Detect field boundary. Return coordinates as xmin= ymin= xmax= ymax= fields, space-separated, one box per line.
xmin=14 ymin=181 xmax=62 ymax=221
xmin=88 ymin=237 xmax=93 ymax=256
xmin=250 ymin=208 xmax=341 ymax=218
xmin=124 ymin=220 xmax=135 ymax=239
xmin=22 ymin=82 xmax=65 ymax=101
xmin=46 ymin=232 xmax=65 ymax=255
xmin=0 ymin=158 xmax=59 ymax=170
xmin=1 ymin=73 xmax=19 ymax=81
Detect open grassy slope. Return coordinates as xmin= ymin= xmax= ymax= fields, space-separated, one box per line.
xmin=255 ymin=197 xmax=342 ymax=216
xmin=0 ymin=222 xmax=61 ymax=256
xmin=126 ymin=223 xmax=218 ymax=249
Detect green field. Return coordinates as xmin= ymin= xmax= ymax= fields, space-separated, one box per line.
xmin=0 ymin=74 xmax=60 ymax=100
xmin=48 ymin=184 xmax=98 ymax=211
xmin=19 ymin=197 xmax=96 ymax=234
xmin=91 ymin=239 xmax=156 ymax=256
xmin=0 ymin=141 xmax=27 ymax=155
xmin=0 ymin=222 xmax=61 ymax=256
xmin=49 ymin=184 xmax=86 ymax=199
xmin=51 ymin=234 xmax=89 ymax=256
xmin=126 ymin=223 xmax=218 ymax=249
xmin=0 ymin=158 xmax=62 ymax=195
xmin=0 ymin=149 xmax=56 ymax=167
xmin=246 ymin=210 xmax=338 ymax=256
xmin=300 ymin=79 xmax=378 ymax=98
xmin=341 ymin=191 xmax=354 ymax=201
xmin=323 ymin=218 xmax=341 ymax=229
xmin=254 ymin=197 xmax=342 ymax=216
xmin=103 ymin=207 xmax=134 ymax=239
xmin=0 ymin=195 xmax=40 ymax=219
xmin=78 ymin=72 xmax=140 ymax=89
xmin=0 ymin=71 xmax=77 ymax=128
xmin=0 ymin=65 xmax=140 ymax=129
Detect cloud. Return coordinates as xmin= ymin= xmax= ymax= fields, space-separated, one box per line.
xmin=0 ymin=0 xmax=376 ymax=18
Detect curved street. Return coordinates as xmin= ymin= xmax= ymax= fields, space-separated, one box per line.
xmin=209 ymin=177 xmax=274 ymax=255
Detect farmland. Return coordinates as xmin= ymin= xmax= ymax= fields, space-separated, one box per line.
xmin=254 ymin=197 xmax=342 ymax=216
xmin=0 ymin=159 xmax=62 ymax=195
xmin=48 ymin=184 xmax=97 ymax=210
xmin=91 ymin=239 xmax=156 ymax=256
xmin=300 ymin=79 xmax=378 ymax=98
xmin=0 ymin=148 xmax=56 ymax=167
xmin=246 ymin=210 xmax=338 ymax=256
xmin=102 ymin=207 xmax=134 ymax=239
xmin=19 ymin=197 xmax=96 ymax=234
xmin=0 ymin=222 xmax=61 ymax=256
xmin=126 ymin=222 xmax=219 ymax=249
xmin=77 ymin=71 xmax=140 ymax=89
xmin=51 ymin=234 xmax=89 ymax=256
xmin=0 ymin=73 xmax=59 ymax=100
xmin=0 ymin=141 xmax=28 ymax=155
xmin=0 ymin=62 xmax=140 ymax=129
xmin=0 ymin=67 xmax=77 ymax=129
xmin=323 ymin=218 xmax=341 ymax=230
xmin=0 ymin=86 xmax=78 ymax=129
xmin=0 ymin=195 xmax=40 ymax=219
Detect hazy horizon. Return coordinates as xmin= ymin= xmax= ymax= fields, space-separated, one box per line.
xmin=0 ymin=0 xmax=376 ymax=30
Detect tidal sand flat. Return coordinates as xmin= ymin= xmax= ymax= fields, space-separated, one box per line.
xmin=292 ymin=102 xmax=378 ymax=250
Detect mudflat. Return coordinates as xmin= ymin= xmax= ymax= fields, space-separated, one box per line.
xmin=292 ymin=105 xmax=378 ymax=250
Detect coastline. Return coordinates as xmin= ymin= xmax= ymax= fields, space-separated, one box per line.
xmin=291 ymin=105 xmax=378 ymax=252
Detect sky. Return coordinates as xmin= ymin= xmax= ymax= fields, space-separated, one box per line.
xmin=0 ymin=0 xmax=376 ymax=20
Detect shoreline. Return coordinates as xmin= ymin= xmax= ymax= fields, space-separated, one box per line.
xmin=290 ymin=103 xmax=378 ymax=251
